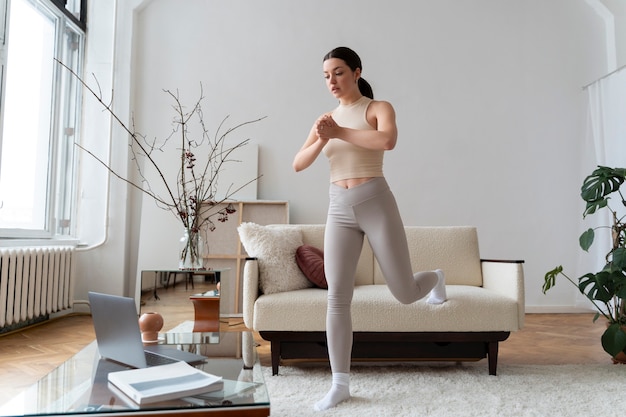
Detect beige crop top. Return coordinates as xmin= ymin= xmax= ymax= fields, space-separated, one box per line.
xmin=323 ymin=96 xmax=384 ymax=183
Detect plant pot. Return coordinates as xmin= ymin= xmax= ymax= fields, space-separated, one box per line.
xmin=612 ymin=351 xmax=626 ymax=364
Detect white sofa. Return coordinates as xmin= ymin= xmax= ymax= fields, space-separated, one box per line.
xmin=238 ymin=224 xmax=525 ymax=376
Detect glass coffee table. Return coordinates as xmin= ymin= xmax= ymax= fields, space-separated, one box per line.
xmin=0 ymin=331 xmax=269 ymax=416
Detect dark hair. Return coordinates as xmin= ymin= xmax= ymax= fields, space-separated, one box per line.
xmin=323 ymin=47 xmax=374 ymax=99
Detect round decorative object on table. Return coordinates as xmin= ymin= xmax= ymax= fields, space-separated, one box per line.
xmin=138 ymin=311 xmax=164 ymax=344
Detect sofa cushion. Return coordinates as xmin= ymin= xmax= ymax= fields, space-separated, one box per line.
xmin=238 ymin=222 xmax=312 ymax=294
xmin=264 ymin=224 xmax=375 ymax=285
xmin=252 ymin=285 xmax=521 ymax=332
xmin=295 ymin=245 xmax=328 ymax=289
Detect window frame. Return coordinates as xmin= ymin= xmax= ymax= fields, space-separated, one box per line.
xmin=0 ymin=0 xmax=85 ymax=239
xmin=50 ymin=0 xmax=87 ymax=31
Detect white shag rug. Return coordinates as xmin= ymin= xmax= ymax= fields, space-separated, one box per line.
xmin=263 ymin=362 xmax=625 ymax=417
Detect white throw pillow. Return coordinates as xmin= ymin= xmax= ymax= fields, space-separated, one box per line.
xmin=237 ymin=222 xmax=312 ymax=294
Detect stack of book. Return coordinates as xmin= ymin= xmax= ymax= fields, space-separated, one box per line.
xmin=108 ymin=361 xmax=223 ymax=405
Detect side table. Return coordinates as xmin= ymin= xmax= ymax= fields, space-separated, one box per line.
xmin=143 ymin=269 xmax=227 ymax=300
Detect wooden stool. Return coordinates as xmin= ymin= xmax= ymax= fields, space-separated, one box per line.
xmin=189 ymin=293 xmax=220 ymax=332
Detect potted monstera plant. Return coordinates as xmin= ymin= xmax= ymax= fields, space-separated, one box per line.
xmin=544 ymin=165 xmax=626 ymax=362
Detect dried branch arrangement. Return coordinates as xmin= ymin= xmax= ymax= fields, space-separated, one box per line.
xmin=57 ymin=60 xmax=265 ymax=268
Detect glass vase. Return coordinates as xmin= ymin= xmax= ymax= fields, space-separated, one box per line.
xmin=179 ymin=228 xmax=205 ymax=270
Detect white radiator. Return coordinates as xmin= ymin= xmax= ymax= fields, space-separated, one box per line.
xmin=0 ymin=246 xmax=75 ymax=330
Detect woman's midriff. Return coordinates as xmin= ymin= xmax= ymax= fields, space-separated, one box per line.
xmin=332 ymin=177 xmax=374 ymax=189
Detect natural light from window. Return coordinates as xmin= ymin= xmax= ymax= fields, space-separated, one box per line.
xmin=0 ymin=0 xmax=54 ymax=231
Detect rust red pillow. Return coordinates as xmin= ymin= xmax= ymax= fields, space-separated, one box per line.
xmin=295 ymin=245 xmax=327 ymax=289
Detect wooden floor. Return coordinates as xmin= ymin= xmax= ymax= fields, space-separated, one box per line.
xmin=0 ymin=310 xmax=613 ymax=406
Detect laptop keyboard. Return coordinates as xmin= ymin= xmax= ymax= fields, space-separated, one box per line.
xmin=144 ymin=350 xmax=179 ymax=367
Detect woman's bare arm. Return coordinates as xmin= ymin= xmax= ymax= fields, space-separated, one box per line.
xmin=293 ymin=116 xmax=330 ymax=172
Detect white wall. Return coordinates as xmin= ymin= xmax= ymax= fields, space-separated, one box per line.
xmin=75 ymin=0 xmax=620 ymax=312
xmin=72 ymin=0 xmax=123 ymax=302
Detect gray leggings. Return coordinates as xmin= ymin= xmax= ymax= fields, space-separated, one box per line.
xmin=324 ymin=177 xmax=434 ymax=373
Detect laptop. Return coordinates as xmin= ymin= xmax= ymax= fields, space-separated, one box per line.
xmin=88 ymin=291 xmax=207 ymax=368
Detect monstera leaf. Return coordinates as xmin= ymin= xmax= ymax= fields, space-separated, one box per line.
xmin=579 ymin=228 xmax=595 ymax=252
xmin=578 ymin=271 xmax=614 ymax=303
xmin=581 ymin=166 xmax=626 ymax=216
xmin=602 ymin=323 xmax=626 ymax=357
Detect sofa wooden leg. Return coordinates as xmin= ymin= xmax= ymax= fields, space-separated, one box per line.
xmin=487 ymin=341 xmax=499 ymax=375
xmin=271 ymin=340 xmax=280 ymax=375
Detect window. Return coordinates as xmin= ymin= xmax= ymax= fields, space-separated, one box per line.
xmin=0 ymin=0 xmax=85 ymax=238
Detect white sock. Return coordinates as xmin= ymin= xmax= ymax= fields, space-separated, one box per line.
xmin=427 ymin=269 xmax=447 ymax=304
xmin=314 ymin=372 xmax=350 ymax=411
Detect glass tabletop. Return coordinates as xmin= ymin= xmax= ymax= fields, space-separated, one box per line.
xmin=0 ymin=331 xmax=269 ymax=416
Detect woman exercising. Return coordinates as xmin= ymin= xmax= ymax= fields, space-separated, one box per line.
xmin=293 ymin=46 xmax=447 ymax=411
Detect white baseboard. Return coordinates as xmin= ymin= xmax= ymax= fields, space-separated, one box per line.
xmin=220 ymin=313 xmax=243 ymax=318
xmin=525 ymin=306 xmax=596 ymax=314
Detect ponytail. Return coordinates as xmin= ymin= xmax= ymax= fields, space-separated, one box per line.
xmin=358 ymin=78 xmax=374 ymax=99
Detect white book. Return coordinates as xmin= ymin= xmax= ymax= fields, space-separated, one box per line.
xmin=108 ymin=361 xmax=223 ymax=405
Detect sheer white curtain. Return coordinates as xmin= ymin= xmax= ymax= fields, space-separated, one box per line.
xmin=586 ymin=67 xmax=626 ymax=168
xmin=578 ymin=67 xmax=626 ymax=308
